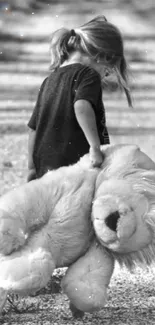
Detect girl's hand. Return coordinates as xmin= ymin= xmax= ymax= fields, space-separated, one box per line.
xmin=27 ymin=168 xmax=37 ymax=182
xmin=89 ymin=146 xmax=103 ymax=168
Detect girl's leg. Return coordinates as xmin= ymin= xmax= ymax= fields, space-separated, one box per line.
xmin=0 ymin=289 xmax=7 ymax=314
xmin=69 ymin=302 xmax=84 ymax=318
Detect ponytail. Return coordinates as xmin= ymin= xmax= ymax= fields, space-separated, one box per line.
xmin=49 ymin=28 xmax=80 ymax=71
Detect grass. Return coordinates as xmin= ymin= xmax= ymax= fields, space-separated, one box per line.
xmin=1 ymin=131 xmax=155 ymax=197
xmin=0 ymin=134 xmax=28 ymax=195
xmin=1 ymin=264 xmax=155 ymax=324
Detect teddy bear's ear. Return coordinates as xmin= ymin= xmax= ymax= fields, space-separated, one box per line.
xmin=96 ymin=144 xmax=155 ymax=190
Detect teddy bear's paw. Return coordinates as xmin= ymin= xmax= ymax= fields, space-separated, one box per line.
xmin=69 ymin=302 xmax=85 ymax=318
xmin=0 ymin=210 xmax=27 ymax=255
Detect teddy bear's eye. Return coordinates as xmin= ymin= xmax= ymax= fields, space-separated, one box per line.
xmin=105 ymin=211 xmax=120 ymax=232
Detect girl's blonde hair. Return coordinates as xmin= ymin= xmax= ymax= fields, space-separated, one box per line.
xmin=49 ymin=15 xmax=132 ymax=106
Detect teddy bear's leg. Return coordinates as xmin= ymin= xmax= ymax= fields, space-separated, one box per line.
xmin=0 ymin=288 xmax=8 ymax=314
xmin=61 ymin=241 xmax=114 ymax=313
xmin=0 ymin=244 xmax=55 ymax=296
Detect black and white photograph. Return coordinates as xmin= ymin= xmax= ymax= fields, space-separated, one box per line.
xmin=0 ymin=0 xmax=155 ymax=324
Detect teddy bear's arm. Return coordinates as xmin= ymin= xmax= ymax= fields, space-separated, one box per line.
xmin=61 ymin=241 xmax=114 ymax=313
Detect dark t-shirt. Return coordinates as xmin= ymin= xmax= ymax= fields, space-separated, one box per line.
xmin=28 ymin=63 xmax=110 ymax=177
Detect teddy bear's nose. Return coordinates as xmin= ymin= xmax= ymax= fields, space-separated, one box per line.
xmin=105 ymin=211 xmax=120 ymax=232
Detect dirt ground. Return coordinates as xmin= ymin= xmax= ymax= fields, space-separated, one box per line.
xmin=1 ymin=265 xmax=155 ymax=325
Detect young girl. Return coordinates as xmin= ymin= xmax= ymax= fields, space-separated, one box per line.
xmin=27 ymin=15 xmax=132 ymax=181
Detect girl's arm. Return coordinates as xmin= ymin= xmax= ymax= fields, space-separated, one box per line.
xmin=28 ymin=128 xmax=36 ymax=169
xmin=27 ymin=128 xmax=36 ymax=181
xmin=74 ymin=99 xmax=103 ymax=167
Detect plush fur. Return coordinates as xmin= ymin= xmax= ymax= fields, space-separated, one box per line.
xmin=92 ymin=144 xmax=155 ymax=269
xmin=0 ymin=158 xmax=114 ymax=313
xmin=0 ymin=144 xmax=155 ymax=314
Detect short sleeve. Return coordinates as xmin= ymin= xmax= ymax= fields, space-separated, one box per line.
xmin=74 ymin=67 xmax=102 ymax=110
xmin=28 ymin=77 xmax=48 ymax=130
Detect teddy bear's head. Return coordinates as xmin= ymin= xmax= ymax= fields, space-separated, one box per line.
xmin=92 ymin=171 xmax=155 ymax=268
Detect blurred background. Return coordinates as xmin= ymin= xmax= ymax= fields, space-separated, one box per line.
xmin=0 ymin=0 xmax=155 ymax=194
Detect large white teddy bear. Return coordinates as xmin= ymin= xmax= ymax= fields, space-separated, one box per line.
xmin=0 ymin=144 xmax=155 ymax=315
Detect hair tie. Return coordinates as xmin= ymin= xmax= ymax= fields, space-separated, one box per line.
xmin=70 ymin=29 xmax=76 ymax=37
